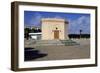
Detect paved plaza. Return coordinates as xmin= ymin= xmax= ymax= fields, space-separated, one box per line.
xmin=24 ymin=39 xmax=90 ymax=61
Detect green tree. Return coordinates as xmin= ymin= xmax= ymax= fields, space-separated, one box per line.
xmin=24 ymin=28 xmax=31 ymax=40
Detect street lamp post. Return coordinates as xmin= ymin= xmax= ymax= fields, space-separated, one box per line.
xmin=80 ymin=29 xmax=82 ymax=39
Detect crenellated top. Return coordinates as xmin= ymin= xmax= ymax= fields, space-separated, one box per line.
xmin=41 ymin=18 xmax=69 ymax=24
xmin=41 ymin=18 xmax=65 ymax=22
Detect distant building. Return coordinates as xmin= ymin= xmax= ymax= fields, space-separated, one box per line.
xmin=29 ymin=33 xmax=42 ymax=40
xmin=24 ymin=25 xmax=41 ymax=40
xmin=41 ymin=18 xmax=69 ymax=40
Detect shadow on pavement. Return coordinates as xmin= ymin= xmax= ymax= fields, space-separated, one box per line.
xmin=24 ymin=47 xmax=47 ymax=61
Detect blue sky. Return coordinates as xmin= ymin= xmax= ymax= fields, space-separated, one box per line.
xmin=24 ymin=11 xmax=90 ymax=34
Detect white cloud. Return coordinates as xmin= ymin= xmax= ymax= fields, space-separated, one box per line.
xmin=30 ymin=13 xmax=42 ymax=27
xmin=68 ymin=16 xmax=90 ymax=34
xmin=54 ymin=15 xmax=63 ymax=19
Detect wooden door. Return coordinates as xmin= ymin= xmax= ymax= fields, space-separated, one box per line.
xmin=54 ymin=30 xmax=59 ymax=39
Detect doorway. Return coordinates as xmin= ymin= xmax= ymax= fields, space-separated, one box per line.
xmin=54 ymin=30 xmax=59 ymax=39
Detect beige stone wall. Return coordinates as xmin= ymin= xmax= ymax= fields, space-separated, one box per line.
xmin=41 ymin=18 xmax=68 ymax=40
xmin=65 ymin=22 xmax=69 ymax=39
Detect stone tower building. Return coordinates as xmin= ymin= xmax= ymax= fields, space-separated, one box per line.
xmin=41 ymin=18 xmax=68 ymax=40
